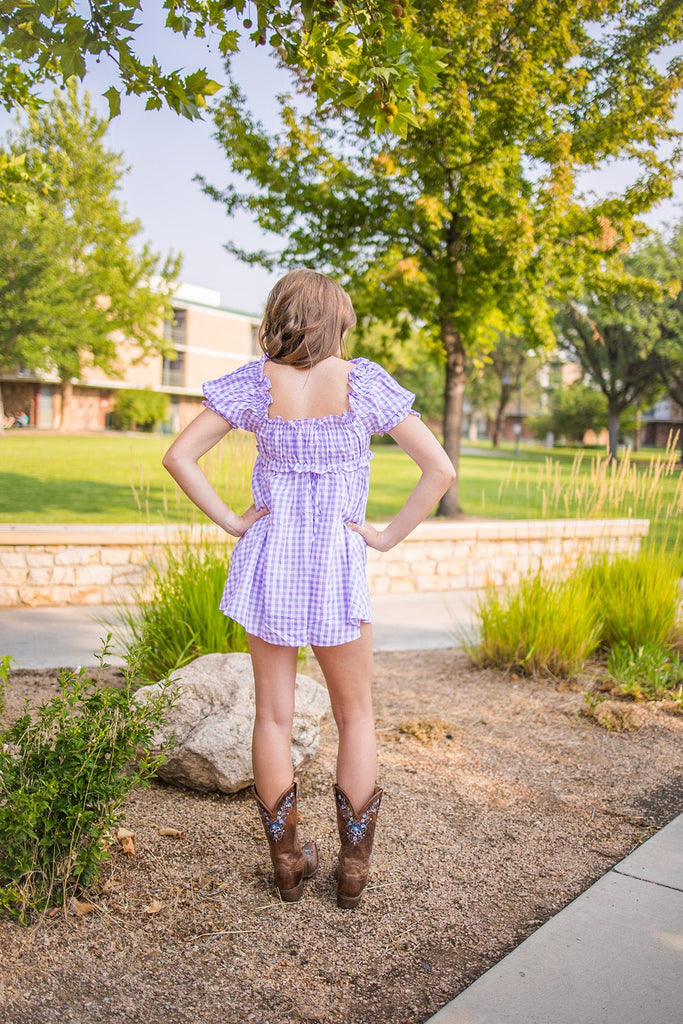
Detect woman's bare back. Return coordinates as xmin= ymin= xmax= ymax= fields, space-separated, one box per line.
xmin=263 ymin=356 xmax=352 ymax=421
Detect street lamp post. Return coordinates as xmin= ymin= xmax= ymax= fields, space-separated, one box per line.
xmin=514 ymin=365 xmax=522 ymax=455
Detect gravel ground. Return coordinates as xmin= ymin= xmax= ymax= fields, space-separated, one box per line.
xmin=1 ymin=650 xmax=682 ymax=1024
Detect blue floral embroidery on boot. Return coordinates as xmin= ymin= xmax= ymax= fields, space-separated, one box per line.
xmin=258 ymin=789 xmax=295 ymax=842
xmin=336 ymin=790 xmax=382 ymax=845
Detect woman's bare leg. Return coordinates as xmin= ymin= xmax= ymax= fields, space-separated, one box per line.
xmin=311 ymin=622 xmax=376 ymax=810
xmin=247 ymin=632 xmax=299 ymax=810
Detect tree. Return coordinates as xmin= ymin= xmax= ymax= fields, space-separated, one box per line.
xmin=557 ymin=246 xmax=678 ymax=460
xmin=626 ymin=222 xmax=683 ymax=458
xmin=467 ymin=333 xmax=541 ymax=447
xmin=0 ymin=84 xmax=179 ymax=428
xmin=200 ymin=0 xmax=683 ymax=513
xmin=549 ymin=382 xmax=608 ymax=444
xmin=0 ymin=1 xmax=443 ymax=200
xmin=637 ymin=220 xmax=683 ymax=455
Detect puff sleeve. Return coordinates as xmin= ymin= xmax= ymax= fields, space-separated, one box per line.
xmin=348 ymin=358 xmax=421 ymax=435
xmin=202 ymin=360 xmax=269 ymax=432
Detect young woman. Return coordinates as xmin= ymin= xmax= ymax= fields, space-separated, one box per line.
xmin=162 ymin=269 xmax=455 ymax=908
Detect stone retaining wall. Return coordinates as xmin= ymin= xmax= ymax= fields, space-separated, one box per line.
xmin=0 ymin=519 xmax=649 ymax=608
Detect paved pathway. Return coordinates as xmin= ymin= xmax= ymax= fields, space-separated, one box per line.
xmin=426 ymin=813 xmax=683 ymax=1024
xmin=0 ymin=590 xmax=481 ymax=668
xmin=1 ymin=595 xmax=680 ymax=1024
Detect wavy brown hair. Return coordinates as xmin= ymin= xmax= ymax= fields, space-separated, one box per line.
xmin=258 ymin=269 xmax=356 ymax=367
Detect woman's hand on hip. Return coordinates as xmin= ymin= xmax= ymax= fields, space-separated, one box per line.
xmin=227 ymin=504 xmax=270 ymax=538
xmin=346 ymin=520 xmax=389 ymax=551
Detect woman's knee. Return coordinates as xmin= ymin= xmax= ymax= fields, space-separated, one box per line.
xmin=331 ymin=700 xmax=374 ymax=731
xmin=253 ymin=705 xmax=294 ymax=732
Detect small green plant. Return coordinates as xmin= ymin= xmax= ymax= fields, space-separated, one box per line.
xmin=117 ymin=538 xmax=249 ymax=682
xmin=607 ymin=642 xmax=683 ymax=706
xmin=467 ymin=567 xmax=603 ymax=677
xmin=0 ymin=640 xmax=174 ymax=920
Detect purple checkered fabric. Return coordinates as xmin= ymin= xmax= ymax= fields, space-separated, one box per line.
xmin=202 ymin=355 xmax=420 ymax=647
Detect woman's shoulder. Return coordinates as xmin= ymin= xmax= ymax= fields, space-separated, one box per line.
xmin=348 ymin=356 xmax=393 ymax=381
xmin=202 ymin=357 xmax=268 ymax=429
xmin=348 ymin=358 xmax=420 ymax=435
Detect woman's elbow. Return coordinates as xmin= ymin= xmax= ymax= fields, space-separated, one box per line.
xmin=162 ymin=448 xmax=181 ymax=475
xmin=428 ymin=460 xmax=456 ymax=494
xmin=439 ymin=463 xmax=457 ymax=492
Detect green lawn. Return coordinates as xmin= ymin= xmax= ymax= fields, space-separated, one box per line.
xmin=1 ymin=433 xmax=681 ymax=551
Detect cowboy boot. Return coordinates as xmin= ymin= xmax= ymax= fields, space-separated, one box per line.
xmin=334 ymin=783 xmax=383 ymax=909
xmin=253 ymin=780 xmax=319 ymax=902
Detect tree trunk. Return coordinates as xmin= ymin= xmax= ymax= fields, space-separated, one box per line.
xmin=59 ymin=379 xmax=73 ymax=431
xmin=491 ymin=384 xmax=512 ymax=447
xmin=438 ymin=323 xmax=467 ymax=516
xmin=607 ymin=405 xmax=619 ymax=462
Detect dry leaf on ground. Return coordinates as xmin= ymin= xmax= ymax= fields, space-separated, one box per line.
xmin=68 ymin=899 xmax=96 ymax=917
xmin=143 ymin=900 xmax=164 ymax=915
xmin=115 ymin=828 xmax=136 ymax=856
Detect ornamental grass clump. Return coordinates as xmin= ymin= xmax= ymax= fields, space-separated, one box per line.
xmin=584 ymin=547 xmax=682 ymax=651
xmin=468 ymin=567 xmax=603 ymax=678
xmin=0 ymin=645 xmax=174 ymax=921
xmin=117 ymin=537 xmax=248 ymax=683
xmin=467 ymin=542 xmax=683 ymax=699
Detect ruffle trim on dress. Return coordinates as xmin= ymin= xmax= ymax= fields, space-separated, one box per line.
xmin=202 ymin=359 xmax=271 ymax=431
xmin=203 ymin=355 xmax=420 ymax=438
xmin=347 ymin=358 xmax=421 ymax=435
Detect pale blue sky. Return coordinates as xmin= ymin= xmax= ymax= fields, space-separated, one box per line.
xmin=3 ymin=10 xmax=682 ymax=316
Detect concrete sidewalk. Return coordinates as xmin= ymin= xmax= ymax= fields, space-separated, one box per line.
xmin=0 ymin=590 xmax=480 ymax=668
xmin=427 ymin=813 xmax=683 ymax=1024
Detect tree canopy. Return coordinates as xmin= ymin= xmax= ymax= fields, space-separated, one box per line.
xmin=0 ymin=83 xmax=179 ymax=426
xmin=0 ymin=0 xmax=444 ymax=198
xmin=201 ymin=0 xmax=683 ymax=512
xmin=557 ymin=236 xmax=681 ymax=459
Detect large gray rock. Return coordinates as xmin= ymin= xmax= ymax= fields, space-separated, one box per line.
xmin=135 ymin=652 xmax=330 ymax=794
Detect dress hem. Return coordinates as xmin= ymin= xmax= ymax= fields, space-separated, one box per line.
xmin=221 ymin=608 xmax=372 ymax=648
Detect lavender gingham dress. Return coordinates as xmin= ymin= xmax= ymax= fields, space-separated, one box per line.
xmin=202 ymin=354 xmax=420 ymax=647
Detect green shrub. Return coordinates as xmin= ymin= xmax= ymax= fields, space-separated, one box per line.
xmin=110 ymin=388 xmax=170 ymax=432
xmin=0 ymin=644 xmax=174 ymax=920
xmin=117 ymin=538 xmax=248 ymax=683
xmin=607 ymin=642 xmax=683 ymax=706
xmin=467 ymin=567 xmax=603 ymax=677
xmin=585 ymin=548 xmax=681 ymax=650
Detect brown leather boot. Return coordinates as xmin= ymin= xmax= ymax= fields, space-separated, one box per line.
xmin=253 ymin=780 xmax=319 ymax=902
xmin=334 ymin=783 xmax=383 ymax=909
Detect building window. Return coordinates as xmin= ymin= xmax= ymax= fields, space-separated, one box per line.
xmin=163 ymin=308 xmax=187 ymax=387
xmin=162 ymin=349 xmax=186 ymax=388
xmin=165 ymin=307 xmax=187 ymax=346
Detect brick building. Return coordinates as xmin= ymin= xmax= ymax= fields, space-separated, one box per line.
xmin=0 ymin=284 xmax=260 ymax=432
xmin=639 ymin=397 xmax=683 ymax=449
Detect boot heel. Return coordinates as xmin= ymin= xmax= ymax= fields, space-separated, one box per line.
xmin=337 ymin=892 xmax=362 ymax=910
xmin=278 ymin=879 xmax=305 ymax=902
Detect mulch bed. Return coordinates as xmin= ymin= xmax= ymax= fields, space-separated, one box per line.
xmin=1 ymin=650 xmax=681 ymax=1024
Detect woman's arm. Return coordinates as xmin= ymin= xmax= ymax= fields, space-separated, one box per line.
xmin=162 ymin=408 xmax=268 ymax=537
xmin=347 ymin=415 xmax=456 ymax=551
